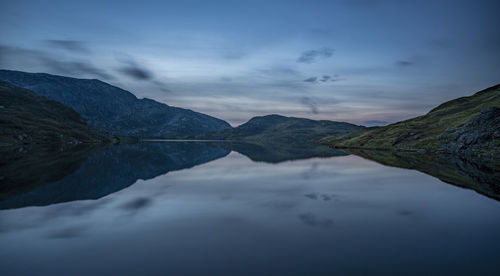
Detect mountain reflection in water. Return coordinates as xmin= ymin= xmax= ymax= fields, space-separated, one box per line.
xmin=0 ymin=141 xmax=499 ymax=210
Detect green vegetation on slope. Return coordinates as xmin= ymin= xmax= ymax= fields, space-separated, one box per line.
xmin=203 ymin=114 xmax=365 ymax=144
xmin=0 ymin=81 xmax=112 ymax=146
xmin=326 ymin=84 xmax=500 ymax=154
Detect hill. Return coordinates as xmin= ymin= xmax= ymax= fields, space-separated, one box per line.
xmin=325 ymin=84 xmax=500 ymax=159
xmin=204 ymin=114 xmax=365 ymax=144
xmin=0 ymin=70 xmax=231 ymax=138
xmin=0 ymin=81 xmax=112 ymax=145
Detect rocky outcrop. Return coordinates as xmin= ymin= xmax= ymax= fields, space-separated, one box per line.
xmin=437 ymin=107 xmax=500 ymax=160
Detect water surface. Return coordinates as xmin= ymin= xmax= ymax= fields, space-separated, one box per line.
xmin=0 ymin=142 xmax=499 ymax=276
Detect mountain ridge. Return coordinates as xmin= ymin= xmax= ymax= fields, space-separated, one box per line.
xmin=202 ymin=113 xmax=365 ymax=144
xmin=324 ymin=84 xmax=500 ymax=162
xmin=0 ymin=70 xmax=231 ymax=138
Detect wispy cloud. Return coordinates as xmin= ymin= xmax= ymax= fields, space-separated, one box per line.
xmin=300 ymin=96 xmax=319 ymax=114
xmin=0 ymin=44 xmax=113 ymax=80
xmin=117 ymin=59 xmax=153 ymax=80
xmin=303 ymin=74 xmax=341 ymax=84
xmin=45 ymin=40 xmax=91 ymax=54
xmin=303 ymin=76 xmax=318 ymax=83
xmin=396 ymin=60 xmax=414 ymax=67
xmin=297 ymin=47 xmax=334 ymax=63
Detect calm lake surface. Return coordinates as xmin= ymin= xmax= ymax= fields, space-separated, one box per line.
xmin=0 ymin=142 xmax=499 ymax=276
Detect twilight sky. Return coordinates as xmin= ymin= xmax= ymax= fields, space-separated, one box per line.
xmin=1 ymin=0 xmax=499 ymax=125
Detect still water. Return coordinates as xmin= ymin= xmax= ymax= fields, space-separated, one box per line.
xmin=0 ymin=142 xmax=499 ymax=276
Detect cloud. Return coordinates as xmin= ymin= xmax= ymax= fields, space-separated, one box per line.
xmin=303 ymin=76 xmax=318 ymax=83
xmin=396 ymin=60 xmax=414 ymax=66
xmin=320 ymin=75 xmax=331 ymax=82
xmin=152 ymin=80 xmax=171 ymax=92
xmin=117 ymin=59 xmax=153 ymax=80
xmin=303 ymin=74 xmax=341 ymax=84
xmin=0 ymin=44 xmax=113 ymax=80
xmin=40 ymin=58 xmax=113 ymax=80
xmin=297 ymin=47 xmax=334 ymax=63
xmin=300 ymin=96 xmax=319 ymax=114
xmin=45 ymin=40 xmax=91 ymax=53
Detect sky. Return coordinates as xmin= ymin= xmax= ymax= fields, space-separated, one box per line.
xmin=0 ymin=0 xmax=499 ymax=126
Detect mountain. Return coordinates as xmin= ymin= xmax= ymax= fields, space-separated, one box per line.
xmin=0 ymin=80 xmax=112 ymax=145
xmin=204 ymin=114 xmax=365 ymax=144
xmin=325 ymin=84 xmax=500 ymax=160
xmin=0 ymin=70 xmax=231 ymax=137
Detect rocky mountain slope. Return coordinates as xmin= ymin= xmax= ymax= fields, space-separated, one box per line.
xmin=204 ymin=114 xmax=365 ymax=144
xmin=325 ymin=84 xmax=500 ymax=160
xmin=0 ymin=81 xmax=112 ymax=146
xmin=0 ymin=70 xmax=231 ymax=137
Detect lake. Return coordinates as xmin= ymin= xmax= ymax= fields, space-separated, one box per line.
xmin=0 ymin=142 xmax=499 ymax=276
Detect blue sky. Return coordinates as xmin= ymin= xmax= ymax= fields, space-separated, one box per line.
xmin=1 ymin=0 xmax=499 ymax=125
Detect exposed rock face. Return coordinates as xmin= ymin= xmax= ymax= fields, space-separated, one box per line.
xmin=438 ymin=107 xmax=500 ymax=159
xmin=0 ymin=70 xmax=231 ymax=137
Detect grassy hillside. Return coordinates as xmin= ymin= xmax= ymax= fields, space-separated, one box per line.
xmin=0 ymin=81 xmax=112 ymax=146
xmin=326 ymin=84 xmax=500 ymax=155
xmin=204 ymin=114 xmax=365 ymax=144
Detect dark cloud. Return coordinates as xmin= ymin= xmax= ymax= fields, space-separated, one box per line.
xmin=120 ymin=197 xmax=152 ymax=211
xmin=304 ymin=74 xmax=341 ymax=84
xmin=303 ymin=76 xmax=318 ymax=83
xmin=320 ymin=75 xmax=331 ymax=82
xmin=297 ymin=47 xmax=334 ymax=63
xmin=45 ymin=40 xmax=91 ymax=53
xmin=396 ymin=60 xmax=414 ymax=67
xmin=300 ymin=97 xmax=319 ymax=114
xmin=304 ymin=193 xmax=318 ymax=200
xmin=117 ymin=59 xmax=153 ymax=80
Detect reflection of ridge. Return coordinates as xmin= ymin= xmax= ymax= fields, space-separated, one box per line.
xmin=226 ymin=142 xmax=348 ymax=163
xmin=0 ymin=142 xmax=230 ymax=209
xmin=345 ymin=149 xmax=500 ymax=201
